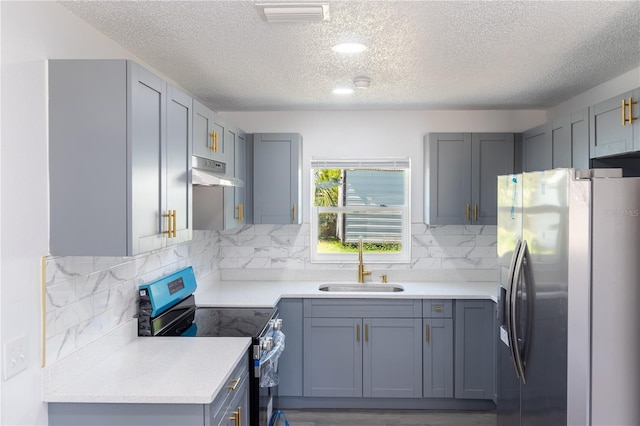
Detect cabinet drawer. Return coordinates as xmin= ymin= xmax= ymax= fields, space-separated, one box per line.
xmin=208 ymin=354 xmax=249 ymax=420
xmin=303 ymin=299 xmax=422 ymax=318
xmin=423 ymin=300 xmax=452 ymax=318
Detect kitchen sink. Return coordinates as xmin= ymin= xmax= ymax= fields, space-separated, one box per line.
xmin=318 ymin=283 xmax=405 ymax=292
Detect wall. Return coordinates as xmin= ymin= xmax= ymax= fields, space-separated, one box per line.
xmin=220 ymin=110 xmax=545 ymax=222
xmin=219 ymin=223 xmax=498 ymax=283
xmin=0 ymin=2 xmax=161 ymax=424
xmin=44 ymin=231 xmax=219 ymax=366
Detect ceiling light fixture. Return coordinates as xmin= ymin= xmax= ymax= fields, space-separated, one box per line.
xmin=257 ymin=2 xmax=330 ymax=23
xmin=353 ymin=76 xmax=370 ymax=89
xmin=332 ymin=87 xmax=354 ymax=95
xmin=332 ymin=42 xmax=367 ymax=54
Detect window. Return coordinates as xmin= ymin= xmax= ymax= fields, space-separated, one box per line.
xmin=311 ymin=158 xmax=411 ymax=263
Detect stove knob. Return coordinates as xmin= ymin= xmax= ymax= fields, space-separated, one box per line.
xmin=273 ymin=319 xmax=283 ymax=331
xmin=261 ymin=337 xmax=273 ymax=351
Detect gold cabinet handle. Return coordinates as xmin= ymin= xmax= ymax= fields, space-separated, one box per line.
xmin=292 ymin=203 xmax=297 ymax=221
xmin=466 ymin=203 xmax=470 ymax=221
xmin=425 ymin=324 xmax=430 ymax=343
xmin=209 ymin=131 xmax=216 ymax=152
xmin=365 ymin=324 xmax=369 ymax=343
xmin=474 ymin=203 xmax=478 ymax=221
xmin=172 ymin=210 xmax=177 ymax=237
xmin=356 ymin=324 xmax=361 ymax=343
xmin=227 ymin=378 xmax=240 ymax=391
xmin=236 ymin=407 xmax=242 ymax=426
xmin=623 ymin=97 xmax=638 ymax=125
xmin=236 ymin=204 xmax=244 ymax=222
xmin=434 ymin=306 xmax=443 ymax=312
xmin=162 ymin=211 xmax=173 ymax=238
xmin=628 ymin=97 xmax=637 ymax=124
xmin=229 ymin=409 xmax=239 ymax=426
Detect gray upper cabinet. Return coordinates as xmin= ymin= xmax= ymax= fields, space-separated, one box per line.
xmin=523 ymin=108 xmax=589 ymax=171
xmin=192 ymin=99 xmax=226 ymax=163
xmin=425 ymin=133 xmax=514 ymax=225
xmin=454 ymin=300 xmax=495 ymax=400
xmin=49 ymin=60 xmax=192 ymax=256
xmin=423 ymin=300 xmax=453 ymax=398
xmin=302 ymin=299 xmax=422 ymax=399
xmin=590 ymin=88 xmax=640 ymax=158
xmin=523 ymin=124 xmax=552 ymax=172
xmin=251 ymin=133 xmax=302 ymax=225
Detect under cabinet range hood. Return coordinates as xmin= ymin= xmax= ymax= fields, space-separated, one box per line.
xmin=191 ymin=156 xmax=244 ymax=187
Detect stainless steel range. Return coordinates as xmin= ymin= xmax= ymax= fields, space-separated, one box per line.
xmin=137 ymin=267 xmax=284 ymax=426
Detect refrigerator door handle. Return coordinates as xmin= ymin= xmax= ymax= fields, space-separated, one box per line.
xmin=510 ymin=239 xmax=528 ymax=384
xmin=505 ymin=239 xmax=522 ymax=379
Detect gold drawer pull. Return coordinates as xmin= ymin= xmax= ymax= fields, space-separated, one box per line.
xmin=236 ymin=203 xmax=244 ymax=222
xmin=227 ymin=378 xmax=240 ymax=391
xmin=425 ymin=324 xmax=430 ymax=343
xmin=434 ymin=306 xmax=443 ymax=312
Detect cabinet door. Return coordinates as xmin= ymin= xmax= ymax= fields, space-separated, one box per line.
xmin=303 ymin=317 xmax=362 ymax=397
xmin=193 ymin=100 xmax=214 ymax=160
xmin=253 ymin=133 xmax=302 ymax=224
xmin=223 ymin=128 xmax=237 ymax=230
xmin=423 ymin=318 xmax=453 ymax=398
xmin=166 ymin=84 xmax=193 ymax=246
xmin=425 ymin=133 xmax=472 ymax=225
xmin=551 ymin=117 xmax=571 ymax=168
xmin=523 ymin=123 xmax=552 ymax=172
xmin=570 ymin=108 xmax=590 ymax=169
xmin=363 ymin=318 xmax=422 ymax=398
xmin=277 ymin=299 xmax=303 ymax=397
xmin=471 ymin=133 xmax=514 ymax=225
xmin=128 ymin=61 xmax=167 ymax=255
xmin=454 ymin=300 xmax=495 ymax=399
xmin=211 ymin=115 xmax=226 ymax=162
xmin=590 ymin=89 xmax=639 ymax=158
xmin=235 ymin=132 xmax=246 ymax=226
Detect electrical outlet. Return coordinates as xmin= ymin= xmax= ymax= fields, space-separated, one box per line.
xmin=3 ymin=336 xmax=28 ymax=380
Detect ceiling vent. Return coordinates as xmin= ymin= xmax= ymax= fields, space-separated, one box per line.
xmin=257 ymin=3 xmax=330 ymax=23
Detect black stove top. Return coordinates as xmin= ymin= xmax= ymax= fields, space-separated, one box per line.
xmin=192 ymin=307 xmax=277 ymax=337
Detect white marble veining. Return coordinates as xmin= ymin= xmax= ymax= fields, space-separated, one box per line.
xmin=43 ymin=337 xmax=251 ymax=404
xmin=44 ymin=224 xmax=497 ymax=368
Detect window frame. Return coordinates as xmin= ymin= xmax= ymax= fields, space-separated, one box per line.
xmin=310 ymin=158 xmax=412 ymax=264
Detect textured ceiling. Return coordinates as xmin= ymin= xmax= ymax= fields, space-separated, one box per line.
xmin=59 ymin=0 xmax=640 ymax=111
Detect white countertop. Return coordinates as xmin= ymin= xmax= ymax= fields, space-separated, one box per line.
xmin=194 ymin=278 xmax=498 ymax=307
xmin=44 ymin=337 xmax=251 ymax=404
xmin=44 ymin=278 xmax=496 ymax=405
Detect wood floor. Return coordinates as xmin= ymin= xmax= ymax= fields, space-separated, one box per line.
xmin=279 ymin=409 xmax=497 ymax=426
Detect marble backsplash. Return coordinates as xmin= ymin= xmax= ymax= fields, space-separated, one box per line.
xmin=44 ymin=223 xmax=497 ymax=365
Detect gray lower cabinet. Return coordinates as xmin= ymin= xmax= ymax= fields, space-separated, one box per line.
xmin=49 ymin=59 xmax=192 ymax=256
xmin=303 ymin=299 xmax=422 ymax=398
xmin=425 ymin=133 xmax=514 ymax=225
xmin=48 ymin=356 xmax=249 ymax=426
xmin=250 ymin=133 xmax=302 ymax=225
xmin=454 ymin=299 xmax=495 ymax=400
xmin=423 ymin=300 xmax=453 ymax=398
xmin=590 ymin=88 xmax=640 ymax=158
xmin=277 ymin=298 xmax=304 ymax=397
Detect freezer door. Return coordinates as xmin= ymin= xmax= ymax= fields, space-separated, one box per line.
xmin=521 ymin=169 xmax=570 ymax=426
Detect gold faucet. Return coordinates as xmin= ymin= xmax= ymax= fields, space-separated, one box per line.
xmin=358 ymin=239 xmax=371 ymax=283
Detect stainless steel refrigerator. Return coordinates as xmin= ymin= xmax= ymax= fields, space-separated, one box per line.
xmin=496 ymin=168 xmax=640 ymax=426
